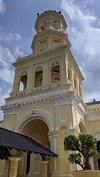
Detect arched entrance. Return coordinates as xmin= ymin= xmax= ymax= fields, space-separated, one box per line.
xmin=22 ymin=118 xmax=50 ymax=147
xmin=18 ymin=117 xmax=50 ymax=177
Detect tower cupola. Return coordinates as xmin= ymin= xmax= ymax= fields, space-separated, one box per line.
xmin=31 ymin=10 xmax=70 ymax=53
xmin=35 ymin=10 xmax=67 ymax=33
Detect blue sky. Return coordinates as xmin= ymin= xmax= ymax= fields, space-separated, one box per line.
xmin=0 ymin=0 xmax=100 ymax=119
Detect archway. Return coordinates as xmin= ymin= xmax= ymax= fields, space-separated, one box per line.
xmin=22 ymin=118 xmax=50 ymax=147
xmin=18 ymin=117 xmax=50 ymax=177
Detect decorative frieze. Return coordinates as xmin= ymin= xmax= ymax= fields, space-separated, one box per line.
xmin=86 ymin=105 xmax=100 ymax=113
xmin=1 ymin=103 xmax=19 ymax=115
xmin=13 ymin=44 xmax=67 ymax=68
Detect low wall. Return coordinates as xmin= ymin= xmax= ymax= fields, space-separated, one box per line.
xmin=72 ymin=170 xmax=100 ymax=177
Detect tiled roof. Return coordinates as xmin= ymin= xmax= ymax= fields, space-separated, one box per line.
xmin=0 ymin=127 xmax=57 ymax=159
xmin=86 ymin=100 xmax=100 ymax=105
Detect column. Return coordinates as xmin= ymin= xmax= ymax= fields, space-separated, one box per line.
xmin=8 ymin=157 xmax=21 ymax=177
xmin=11 ymin=70 xmax=20 ymax=95
xmin=60 ymin=55 xmax=68 ymax=82
xmin=43 ymin=61 xmax=49 ymax=86
xmin=48 ymin=131 xmax=59 ymax=153
xmin=48 ymin=131 xmax=60 ymax=174
xmin=90 ymin=157 xmax=95 ymax=170
xmin=0 ymin=160 xmax=9 ymax=177
xmin=26 ymin=67 xmax=33 ymax=93
xmin=40 ymin=161 xmax=49 ymax=177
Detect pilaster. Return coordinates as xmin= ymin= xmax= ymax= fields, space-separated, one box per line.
xmin=60 ymin=54 xmax=67 ymax=82
xmin=11 ymin=70 xmax=19 ymax=94
xmin=40 ymin=161 xmax=49 ymax=177
xmin=26 ymin=67 xmax=33 ymax=93
xmin=43 ymin=61 xmax=49 ymax=85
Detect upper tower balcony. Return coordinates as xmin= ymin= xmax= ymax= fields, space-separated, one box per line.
xmin=35 ymin=10 xmax=67 ymax=33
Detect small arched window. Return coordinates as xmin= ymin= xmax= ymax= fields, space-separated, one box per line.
xmin=51 ymin=61 xmax=60 ymax=83
xmin=34 ymin=66 xmax=43 ymax=87
xmin=19 ymin=71 xmax=27 ymax=91
xmin=53 ymin=20 xmax=60 ymax=30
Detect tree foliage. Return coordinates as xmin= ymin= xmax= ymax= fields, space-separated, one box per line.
xmin=64 ymin=134 xmax=99 ymax=170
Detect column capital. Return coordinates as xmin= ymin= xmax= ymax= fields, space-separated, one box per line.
xmin=41 ymin=160 xmax=49 ymax=164
xmin=8 ymin=157 xmax=22 ymax=161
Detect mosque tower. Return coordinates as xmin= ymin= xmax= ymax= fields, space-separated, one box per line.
xmin=1 ymin=10 xmax=86 ymax=177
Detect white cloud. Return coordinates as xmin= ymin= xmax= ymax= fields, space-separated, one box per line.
xmin=14 ymin=46 xmax=24 ymax=56
xmin=0 ymin=29 xmax=21 ymax=42
xmin=0 ymin=30 xmax=24 ymax=84
xmin=0 ymin=29 xmax=24 ymax=120
xmin=0 ymin=67 xmax=14 ymax=84
xmin=0 ymin=0 xmax=6 ymax=14
xmin=61 ymin=0 xmax=100 ymax=102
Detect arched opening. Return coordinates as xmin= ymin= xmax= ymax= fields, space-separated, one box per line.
xmin=51 ymin=62 xmax=60 ymax=83
xmin=19 ymin=74 xmax=27 ymax=91
xmin=18 ymin=118 xmax=50 ymax=177
xmin=34 ymin=67 xmax=43 ymax=87
xmin=53 ymin=20 xmax=60 ymax=30
xmin=22 ymin=119 xmax=49 ymax=147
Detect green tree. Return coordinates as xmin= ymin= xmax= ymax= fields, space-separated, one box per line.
xmin=64 ymin=134 xmax=99 ymax=170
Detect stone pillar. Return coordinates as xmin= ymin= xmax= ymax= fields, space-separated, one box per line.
xmin=11 ymin=70 xmax=20 ymax=95
xmin=48 ymin=131 xmax=59 ymax=174
xmin=40 ymin=161 xmax=49 ymax=177
xmin=43 ymin=61 xmax=49 ymax=86
xmin=60 ymin=54 xmax=68 ymax=83
xmin=0 ymin=160 xmax=9 ymax=177
xmin=8 ymin=157 xmax=21 ymax=177
xmin=26 ymin=67 xmax=33 ymax=93
xmin=90 ymin=157 xmax=95 ymax=170
xmin=48 ymin=131 xmax=59 ymax=153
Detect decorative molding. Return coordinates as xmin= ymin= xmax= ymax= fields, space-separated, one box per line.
xmin=13 ymin=44 xmax=67 ymax=68
xmin=1 ymin=103 xmax=19 ymax=115
xmin=86 ymin=117 xmax=100 ymax=122
xmin=52 ymin=91 xmax=80 ymax=106
xmin=15 ymin=109 xmax=54 ymax=133
xmin=51 ymin=173 xmax=72 ymax=176
xmin=3 ymin=89 xmax=85 ymax=119
xmin=86 ymin=105 xmax=100 ymax=113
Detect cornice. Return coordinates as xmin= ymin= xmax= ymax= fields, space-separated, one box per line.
xmin=13 ymin=44 xmax=67 ymax=68
xmin=3 ymin=88 xmax=83 ymax=115
xmin=8 ymin=81 xmax=70 ymax=101
xmin=33 ymin=29 xmax=67 ymax=39
xmin=1 ymin=103 xmax=19 ymax=115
